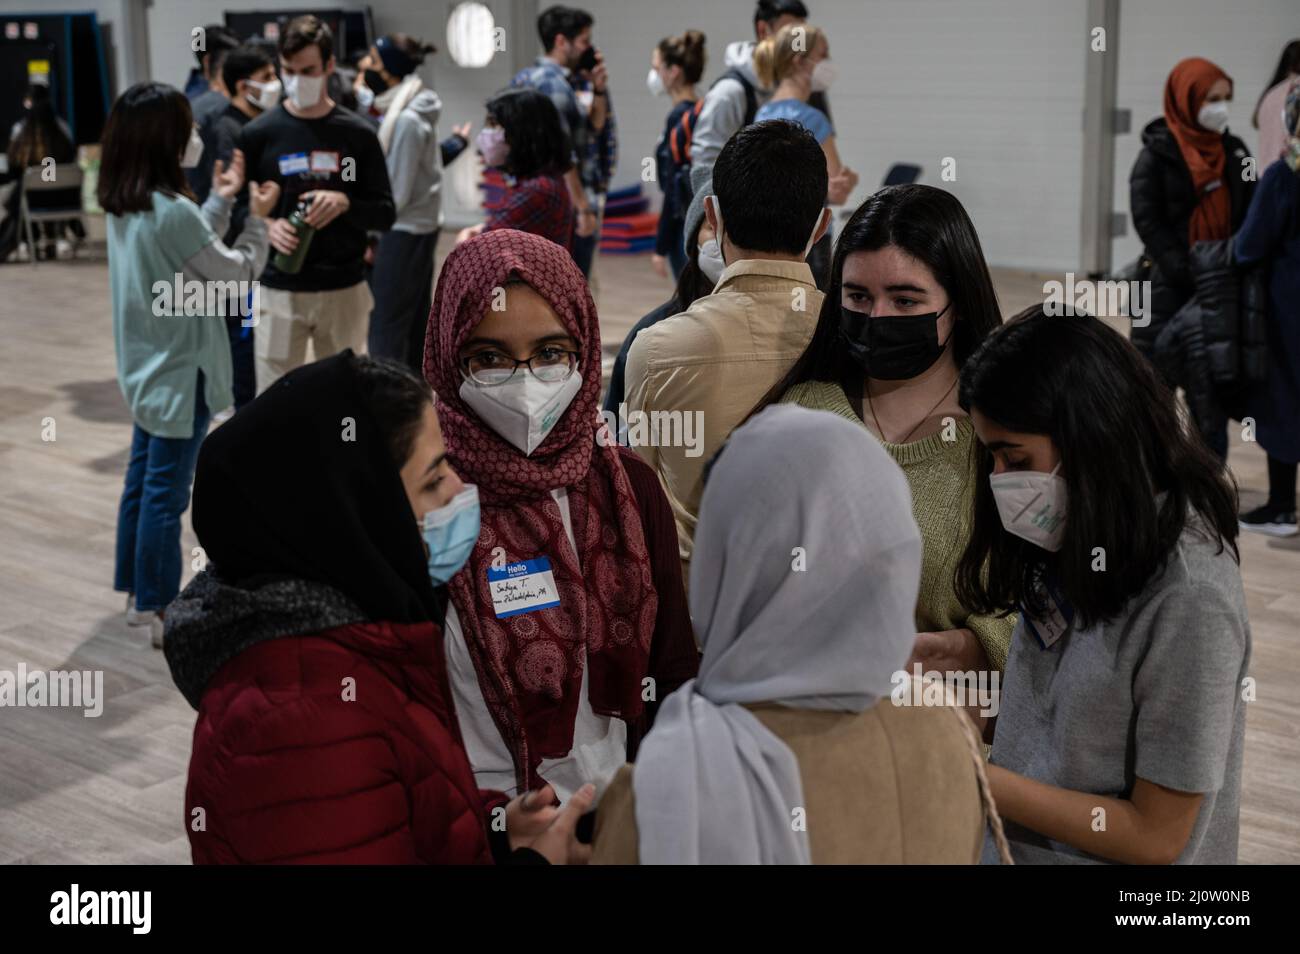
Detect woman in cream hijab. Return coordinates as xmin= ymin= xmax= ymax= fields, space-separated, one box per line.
xmin=592 ymin=405 xmax=1007 ymax=864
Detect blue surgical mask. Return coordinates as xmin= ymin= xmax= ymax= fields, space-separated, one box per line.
xmin=421 ymin=485 xmax=481 ymax=585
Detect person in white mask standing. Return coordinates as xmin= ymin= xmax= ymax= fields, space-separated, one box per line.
xmin=753 ymin=22 xmax=857 ymax=288
xmin=646 ymin=30 xmax=706 ymax=281
xmin=1128 ymin=56 xmax=1255 ymax=459
xmin=208 ymin=41 xmax=282 ymax=411
xmin=421 ymin=228 xmax=699 ymax=804
xmin=351 ymin=33 xmax=449 ymax=374
xmin=625 ymin=120 xmax=829 ymax=586
xmin=98 ymin=82 xmax=276 ymax=647
xmin=237 ymin=15 xmax=395 ymax=393
xmin=954 ymin=306 xmax=1251 ymax=865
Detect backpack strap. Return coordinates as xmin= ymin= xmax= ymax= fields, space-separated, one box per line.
xmin=669 ymin=100 xmax=705 ymax=165
xmin=712 ymin=68 xmax=759 ymax=126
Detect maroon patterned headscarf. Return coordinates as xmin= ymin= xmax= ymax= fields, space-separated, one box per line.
xmin=424 ymin=229 xmax=657 ymax=792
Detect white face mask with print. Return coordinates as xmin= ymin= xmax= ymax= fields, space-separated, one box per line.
xmin=1197 ymin=100 xmax=1230 ymax=134
xmin=180 ymin=127 xmax=204 ymax=168
xmin=989 ymin=461 xmax=1069 ymax=552
xmin=458 ymin=368 xmax=584 ymax=456
xmin=284 ymin=72 xmax=325 ymax=110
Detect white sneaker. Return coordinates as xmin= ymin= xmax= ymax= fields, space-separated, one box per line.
xmin=149 ymin=614 xmax=165 ymax=649
xmin=55 ymin=238 xmax=72 ymax=259
xmin=125 ymin=596 xmax=154 ymax=627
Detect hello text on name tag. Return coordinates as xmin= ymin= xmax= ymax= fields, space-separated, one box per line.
xmin=488 ymin=557 xmax=561 ymax=619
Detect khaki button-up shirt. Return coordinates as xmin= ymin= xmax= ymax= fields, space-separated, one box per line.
xmin=623 ymin=258 xmax=824 ymax=580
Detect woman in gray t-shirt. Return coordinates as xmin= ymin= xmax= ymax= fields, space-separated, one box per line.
xmin=953 ymin=305 xmax=1250 ymax=865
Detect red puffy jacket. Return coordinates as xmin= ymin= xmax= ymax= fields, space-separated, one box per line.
xmin=173 ymin=580 xmax=507 ymax=864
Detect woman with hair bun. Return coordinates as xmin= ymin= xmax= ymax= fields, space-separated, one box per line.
xmin=647 ymin=29 xmax=706 ymax=280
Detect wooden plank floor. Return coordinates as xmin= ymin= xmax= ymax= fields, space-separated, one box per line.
xmin=0 ymin=241 xmax=1296 ymax=864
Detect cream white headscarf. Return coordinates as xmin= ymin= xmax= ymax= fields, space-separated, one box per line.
xmin=633 ymin=404 xmax=922 ymax=864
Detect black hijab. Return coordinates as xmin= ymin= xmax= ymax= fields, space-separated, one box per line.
xmin=192 ymin=350 xmax=444 ymax=625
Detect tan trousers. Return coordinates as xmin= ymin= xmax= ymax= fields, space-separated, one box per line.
xmin=254 ymin=282 xmax=373 ymax=394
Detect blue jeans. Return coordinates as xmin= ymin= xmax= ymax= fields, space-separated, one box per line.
xmin=114 ymin=384 xmax=210 ymax=611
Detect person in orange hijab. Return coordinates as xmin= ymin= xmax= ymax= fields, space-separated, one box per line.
xmin=1163 ymin=57 xmax=1236 ymax=243
xmin=1128 ymin=56 xmax=1256 ymax=427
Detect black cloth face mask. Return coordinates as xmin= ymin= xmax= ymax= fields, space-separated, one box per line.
xmin=363 ymin=69 xmax=389 ymax=94
xmin=839 ymin=302 xmax=952 ymax=380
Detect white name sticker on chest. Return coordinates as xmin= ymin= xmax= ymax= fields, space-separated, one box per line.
xmin=310 ymin=150 xmax=341 ymax=174
xmin=488 ymin=557 xmax=562 ymax=619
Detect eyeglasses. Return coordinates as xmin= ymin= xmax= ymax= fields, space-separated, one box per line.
xmin=460 ymin=347 xmax=580 ymax=386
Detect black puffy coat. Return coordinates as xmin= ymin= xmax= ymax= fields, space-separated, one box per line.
xmin=1154 ymin=237 xmax=1268 ymax=454
xmin=1129 ymin=118 xmax=1255 ymax=356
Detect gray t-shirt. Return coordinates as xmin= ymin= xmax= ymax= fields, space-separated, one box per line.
xmin=982 ymin=520 xmax=1251 ymax=864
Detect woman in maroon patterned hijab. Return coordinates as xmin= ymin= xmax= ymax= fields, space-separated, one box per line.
xmin=424 ymin=228 xmax=697 ymax=796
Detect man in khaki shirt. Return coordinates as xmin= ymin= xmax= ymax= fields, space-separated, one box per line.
xmin=624 ymin=119 xmax=831 ymax=579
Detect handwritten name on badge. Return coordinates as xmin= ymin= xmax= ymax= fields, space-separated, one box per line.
xmin=488 ymin=557 xmax=562 ymax=619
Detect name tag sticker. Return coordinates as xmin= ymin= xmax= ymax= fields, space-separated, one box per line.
xmin=1023 ymin=576 xmax=1075 ymax=649
xmin=310 ymin=150 xmax=341 ymax=174
xmin=488 ymin=557 xmax=561 ymax=619
xmin=278 ymin=152 xmax=309 ymax=175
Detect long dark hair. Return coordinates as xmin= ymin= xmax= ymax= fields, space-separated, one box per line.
xmin=752 ymin=184 xmax=1002 ymax=416
xmin=1253 ymin=39 xmax=1300 ymax=128
xmin=97 ymin=82 xmax=195 ymax=215
xmin=7 ymin=84 xmax=75 ymax=167
xmin=486 ymin=87 xmax=572 ymax=180
xmin=953 ymin=306 xmax=1239 ymax=629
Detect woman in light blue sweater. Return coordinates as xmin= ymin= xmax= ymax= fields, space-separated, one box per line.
xmin=100 ymin=82 xmax=277 ymax=646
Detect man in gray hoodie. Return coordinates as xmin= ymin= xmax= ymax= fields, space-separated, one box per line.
xmin=690 ymin=1 xmax=814 ymax=195
xmin=360 ymin=34 xmax=449 ymax=371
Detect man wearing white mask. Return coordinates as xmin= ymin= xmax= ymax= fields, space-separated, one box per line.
xmin=625 ymin=120 xmax=830 ymax=584
xmin=238 ymin=15 xmax=395 ymax=393
xmin=209 ymin=41 xmax=282 ymax=411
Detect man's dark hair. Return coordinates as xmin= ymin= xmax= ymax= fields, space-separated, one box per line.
xmin=195 ymin=24 xmax=240 ymax=69
xmin=711 ymin=119 xmax=827 ymax=254
xmin=754 ymin=0 xmax=809 ymax=27
xmin=486 ymin=87 xmax=572 ymax=179
xmin=222 ymin=42 xmax=275 ymax=99
xmin=97 ymin=82 xmax=195 ymax=215
xmin=537 ymin=5 xmax=593 ymax=53
xmin=280 ymin=14 xmax=334 ymax=64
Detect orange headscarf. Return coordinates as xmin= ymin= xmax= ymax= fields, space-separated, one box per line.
xmin=1163 ymin=57 xmax=1234 ymax=244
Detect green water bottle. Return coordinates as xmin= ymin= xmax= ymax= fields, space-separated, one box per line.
xmin=273 ymin=199 xmax=317 ymax=274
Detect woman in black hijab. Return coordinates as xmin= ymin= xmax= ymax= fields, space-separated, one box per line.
xmin=165 ymin=350 xmax=593 ymax=864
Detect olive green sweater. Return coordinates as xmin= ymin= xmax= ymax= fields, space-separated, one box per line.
xmin=784 ymin=380 xmax=1013 ymax=671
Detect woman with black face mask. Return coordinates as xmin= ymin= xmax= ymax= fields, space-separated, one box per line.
xmin=750 ymin=184 xmax=1010 ymax=696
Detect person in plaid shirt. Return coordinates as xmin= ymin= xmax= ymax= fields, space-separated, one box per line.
xmin=456 ymin=88 xmax=574 ymax=252
xmin=511 ymin=5 xmax=617 ymax=277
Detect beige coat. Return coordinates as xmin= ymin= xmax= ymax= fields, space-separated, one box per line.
xmin=592 ymin=696 xmax=989 ymax=864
